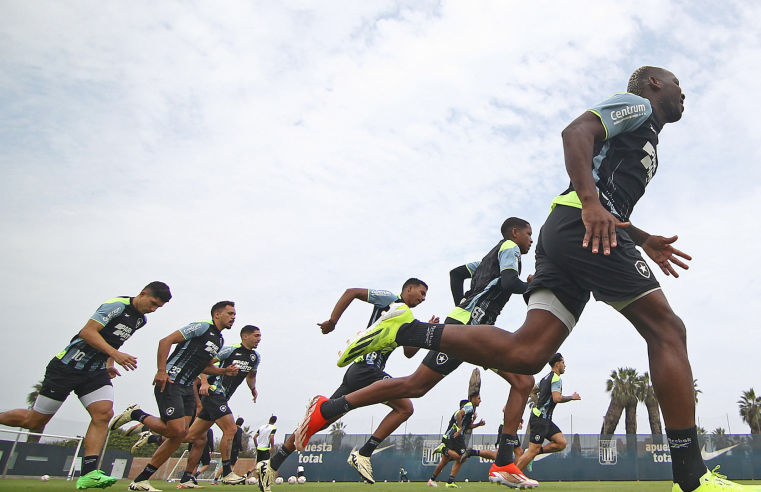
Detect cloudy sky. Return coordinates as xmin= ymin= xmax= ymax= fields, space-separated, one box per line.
xmin=2 ymin=0 xmax=761 ymax=443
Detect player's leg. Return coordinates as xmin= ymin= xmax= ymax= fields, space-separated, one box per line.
xmin=621 ymin=290 xmax=713 ymax=492
xmin=78 ymin=398 xmax=116 ymax=487
xmin=178 ymin=418 xmax=213 ymax=487
xmin=0 ymin=362 xmax=71 ymax=433
xmin=215 ymin=414 xmax=245 ymax=483
xmin=493 ymin=370 xmax=534 ymax=465
xmin=429 ymin=454 xmax=451 ymax=485
xmin=516 ymin=442 xmax=544 ymax=470
xmin=0 ymin=408 xmax=54 ymax=433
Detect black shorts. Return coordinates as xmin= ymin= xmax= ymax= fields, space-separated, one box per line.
xmin=39 ymin=359 xmax=112 ymax=402
xmin=442 ymin=435 xmax=467 ymax=456
xmin=154 ymin=381 xmax=196 ymax=421
xmin=256 ymin=449 xmax=271 ymax=462
xmin=330 ymin=363 xmax=390 ymax=399
xmin=197 ymin=393 xmax=233 ymax=422
xmin=527 ymin=414 xmax=562 ymax=444
xmin=525 ymin=205 xmax=661 ymax=322
xmin=421 ymin=317 xmax=464 ymax=375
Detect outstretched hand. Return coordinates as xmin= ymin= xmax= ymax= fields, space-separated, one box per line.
xmin=642 ymin=235 xmax=691 ymax=277
xmin=112 ymin=351 xmax=138 ymax=371
xmin=581 ymin=204 xmax=630 ymax=255
xmin=317 ymin=320 xmax=336 ymax=334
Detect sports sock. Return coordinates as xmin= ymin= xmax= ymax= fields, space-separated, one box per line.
xmin=147 ymin=434 xmax=163 ymax=444
xmin=430 ymin=474 xmax=438 ymax=481
xmin=395 ymin=321 xmax=444 ymax=350
xmin=495 ymin=433 xmax=519 ymax=466
xmin=81 ymin=455 xmax=99 ymax=475
xmin=135 ymin=464 xmax=158 ymax=483
xmin=359 ymin=436 xmax=383 ymax=457
xmin=270 ymin=446 xmax=294 ymax=472
xmin=131 ymin=408 xmax=149 ymax=423
xmin=448 ymin=475 xmax=455 ymax=484
xmin=180 ymin=471 xmax=193 ymax=483
xmin=222 ymin=460 xmax=232 ymax=476
xmin=667 ymin=426 xmax=705 ymax=492
xmin=319 ymin=396 xmax=354 ymax=420
xmin=537 ymin=446 xmax=545 ymax=455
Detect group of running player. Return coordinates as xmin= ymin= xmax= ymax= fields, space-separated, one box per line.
xmin=1 ymin=67 xmax=753 ymax=492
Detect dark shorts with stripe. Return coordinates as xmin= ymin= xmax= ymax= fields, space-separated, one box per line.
xmin=525 ymin=205 xmax=661 ymax=322
xmin=256 ymin=449 xmax=271 ymax=462
xmin=421 ymin=317 xmax=464 ymax=375
xmin=154 ymin=381 xmax=196 ymax=422
xmin=330 ymin=363 xmax=390 ymax=399
xmin=527 ymin=414 xmax=562 ymax=444
xmin=39 ymin=358 xmax=112 ymax=402
xmin=442 ymin=435 xmax=467 ymax=457
xmin=197 ymin=393 xmax=233 ymax=422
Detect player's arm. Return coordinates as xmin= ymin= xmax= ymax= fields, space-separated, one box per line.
xmin=562 ymin=111 xmax=629 ymax=255
xmin=317 ymin=288 xmax=370 ymax=334
xmin=453 ymin=409 xmax=465 ymax=437
xmin=202 ymin=359 xmax=239 ymax=377
xmin=552 ymin=390 xmax=581 ymax=403
xmin=198 ymin=371 xmax=212 ymax=396
xmin=246 ymin=370 xmax=258 ymax=402
xmin=154 ymin=330 xmax=186 ymax=391
xmin=105 ymin=357 xmax=120 ymax=378
xmin=626 ymin=224 xmax=692 ymax=277
xmin=269 ymin=430 xmax=275 ymax=448
xmin=79 ymin=319 xmax=138 ymax=371
xmin=449 ymin=265 xmax=472 ymax=304
xmin=499 ymin=269 xmax=531 ymax=293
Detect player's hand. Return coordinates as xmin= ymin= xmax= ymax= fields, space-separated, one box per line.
xmin=476 ymin=419 xmax=485 ymax=427
xmin=429 ymin=315 xmax=440 ymax=323
xmin=199 ymin=382 xmax=211 ymax=396
xmin=223 ymin=364 xmax=240 ymax=376
xmin=527 ymin=274 xmax=535 ymax=283
xmin=317 ymin=320 xmax=336 ymax=334
xmin=581 ymin=202 xmax=630 ymax=255
xmin=112 ymin=351 xmax=138 ymax=371
xmin=107 ymin=366 xmax=121 ymax=379
xmin=153 ymin=370 xmax=172 ymax=392
xmin=252 ymin=387 xmax=258 ymax=403
xmin=571 ymin=392 xmax=581 ymax=401
xmin=641 ymin=235 xmax=691 ymax=278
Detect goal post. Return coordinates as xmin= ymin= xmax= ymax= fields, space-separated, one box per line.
xmin=1 ymin=428 xmax=84 ymax=481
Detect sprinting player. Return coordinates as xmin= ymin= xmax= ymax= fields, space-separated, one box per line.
xmin=428 ymin=392 xmax=485 ymax=488
xmin=109 ymin=301 xmax=239 ymax=492
xmin=399 ymin=467 xmax=410 ymax=482
xmin=0 ymin=282 xmax=171 ymax=490
xmin=297 ymin=219 xmax=537 ymax=488
xmin=257 ymin=279 xmax=432 ymax=491
xmin=336 ymin=67 xmax=744 ymax=492
xmin=463 ymin=412 xmax=525 ymax=463
xmin=516 ymin=354 xmax=579 ymax=470
xmin=175 ymin=325 xmax=261 ymax=488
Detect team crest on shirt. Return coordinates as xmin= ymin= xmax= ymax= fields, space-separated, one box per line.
xmin=250 ymin=354 xmax=257 ymax=362
xmin=634 ymin=260 xmax=651 ymax=278
xmin=436 ymin=353 xmax=449 ymax=365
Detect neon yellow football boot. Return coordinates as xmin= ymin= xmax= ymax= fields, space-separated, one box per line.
xmin=337 ymin=303 xmax=413 ymax=367
xmin=672 ymin=466 xmax=761 ymax=491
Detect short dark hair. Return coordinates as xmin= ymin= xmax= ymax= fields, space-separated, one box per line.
xmin=236 ymin=417 xmax=244 ymax=426
xmin=269 ymin=415 xmax=277 ymax=424
xmin=549 ymin=353 xmax=564 ymax=368
xmin=627 ymin=66 xmax=669 ymax=96
xmin=402 ymin=278 xmax=428 ymax=291
xmin=500 ymin=217 xmax=530 ymax=240
xmin=211 ymin=301 xmax=235 ymax=317
xmin=143 ymin=281 xmax=172 ymax=303
xmin=241 ymin=325 xmax=260 ymax=337
xmin=459 ymin=399 xmax=469 ymax=408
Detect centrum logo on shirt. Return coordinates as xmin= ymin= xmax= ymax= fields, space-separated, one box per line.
xmin=610 ymin=104 xmax=647 ymax=124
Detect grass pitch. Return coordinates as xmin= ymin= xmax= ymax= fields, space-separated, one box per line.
xmin=1 ymin=479 xmax=760 ymax=491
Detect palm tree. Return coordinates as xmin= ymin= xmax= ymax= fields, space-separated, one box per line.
xmin=25 ymin=380 xmax=45 ymax=444
xmin=601 ymin=368 xmax=640 ymax=435
xmin=694 ymin=379 xmax=702 ymax=405
xmin=639 ymin=372 xmax=663 ymax=439
xmin=738 ymin=389 xmax=761 ymax=434
xmin=329 ymin=420 xmax=347 ymax=449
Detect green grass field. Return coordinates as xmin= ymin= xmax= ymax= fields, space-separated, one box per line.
xmin=1 ymin=479 xmax=760 ymax=491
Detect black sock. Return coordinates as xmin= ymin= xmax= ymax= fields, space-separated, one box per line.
xmin=270 ymin=446 xmax=294 ymax=472
xmin=222 ymin=460 xmax=232 ymax=476
xmin=359 ymin=436 xmax=382 ymax=457
xmin=430 ymin=474 xmax=438 ymax=481
xmin=193 ymin=471 xmax=200 ymax=478
xmin=320 ymin=396 xmax=354 ymax=420
xmin=147 ymin=434 xmax=162 ymax=444
xmin=131 ymin=408 xmax=149 ymax=423
xmin=135 ymin=464 xmax=158 ymax=483
xmin=448 ymin=476 xmax=456 ymax=484
xmin=82 ymin=455 xmax=98 ymax=475
xmin=181 ymin=471 xmax=193 ymax=483
xmin=495 ymin=433 xmax=519 ymax=466
xmin=395 ymin=321 xmax=444 ymax=350
xmin=538 ymin=446 xmax=545 ymax=455
xmin=667 ymin=426 xmax=705 ymax=492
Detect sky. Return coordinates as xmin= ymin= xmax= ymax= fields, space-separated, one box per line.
xmin=2 ymin=0 xmax=761 ymax=444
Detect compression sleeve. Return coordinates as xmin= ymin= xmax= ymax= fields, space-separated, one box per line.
xmin=449 ymin=264 xmax=472 ymax=304
xmin=500 ymin=269 xmax=529 ymax=294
